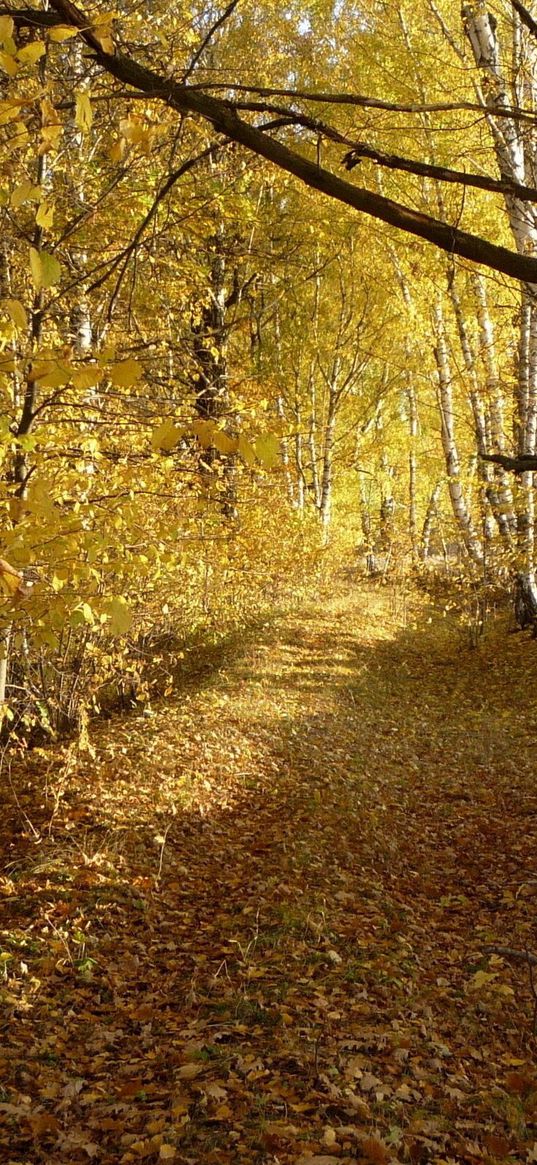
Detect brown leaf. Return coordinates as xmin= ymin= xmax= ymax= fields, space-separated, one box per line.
xmin=360 ymin=1136 xmax=390 ymax=1165
xmin=297 ymin=1157 xmax=352 ymax=1165
xmin=176 ymin=1063 xmax=203 ymax=1080
xmin=482 ymin=1133 xmax=512 ymax=1157
xmin=504 ymin=1070 xmax=536 ymax=1097
xmin=28 ymin=1111 xmax=60 ymax=1137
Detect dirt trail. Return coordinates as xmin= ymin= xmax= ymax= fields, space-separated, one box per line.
xmin=2 ymin=584 xmax=537 ymax=1164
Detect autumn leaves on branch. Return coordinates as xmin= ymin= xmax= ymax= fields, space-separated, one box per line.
xmin=4 ymin=0 xmax=528 ymax=285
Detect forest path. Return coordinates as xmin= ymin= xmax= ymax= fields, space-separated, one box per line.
xmin=2 ymin=583 xmax=537 ymax=1164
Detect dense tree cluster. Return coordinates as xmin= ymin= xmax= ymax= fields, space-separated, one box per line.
xmin=0 ymin=0 xmax=537 ymax=731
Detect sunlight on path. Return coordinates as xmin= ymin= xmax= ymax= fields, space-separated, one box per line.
xmin=2 ymin=584 xmax=537 ymax=1164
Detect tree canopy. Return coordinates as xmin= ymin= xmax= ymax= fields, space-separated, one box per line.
xmin=0 ymin=0 xmax=537 ymax=728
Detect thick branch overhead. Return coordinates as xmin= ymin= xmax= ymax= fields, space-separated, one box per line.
xmin=38 ymin=0 xmax=537 ymax=283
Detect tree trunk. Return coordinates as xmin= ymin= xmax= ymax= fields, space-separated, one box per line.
xmin=463 ymin=6 xmax=537 ymax=568
xmin=407 ymin=385 xmax=419 ymax=561
xmin=433 ymin=299 xmax=483 ymax=562
xmin=318 ymin=385 xmax=338 ymax=538
xmin=421 ymin=480 xmax=443 ymax=560
xmin=191 ymin=226 xmax=237 ymax=518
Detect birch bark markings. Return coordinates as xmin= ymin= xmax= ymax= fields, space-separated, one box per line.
xmin=463 ymin=5 xmax=537 ymax=566
xmin=472 ymin=272 xmax=517 ymax=537
xmin=446 ymin=269 xmax=516 ymax=541
xmin=384 ymin=242 xmax=421 ymax=561
xmin=433 ymin=297 xmax=483 ymax=562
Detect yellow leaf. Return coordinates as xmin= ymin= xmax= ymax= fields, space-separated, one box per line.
xmin=107 ymin=596 xmax=133 ymax=636
xmin=470 ymin=969 xmax=497 ymax=990
xmin=0 ymin=16 xmax=14 ymax=44
xmin=95 ymin=33 xmax=114 ymax=53
xmin=11 ymin=181 xmax=40 ymax=208
xmin=151 ymin=419 xmax=184 ymax=452
xmin=36 ymin=200 xmax=54 ymax=230
xmin=75 ymin=89 xmax=93 ymax=133
xmin=213 ymin=1104 xmax=233 ymax=1120
xmin=11 ymin=121 xmax=29 ymax=151
xmin=36 ymin=362 xmax=70 ymax=389
xmin=0 ymin=51 xmax=18 ymax=77
xmin=109 ymin=358 xmax=142 ymax=387
xmin=29 ymin=247 xmax=61 ymax=289
xmin=191 ymin=419 xmax=216 ymax=448
xmin=238 ymin=434 xmax=256 ymax=465
xmin=3 ymin=298 xmax=27 ymax=331
xmin=28 ymin=360 xmax=54 ymax=382
xmin=17 ymin=42 xmax=46 ymax=65
xmin=71 ymin=366 xmax=102 ymax=390
xmin=0 ymin=99 xmax=24 ymax=126
xmin=49 ymin=25 xmax=79 ymax=42
xmin=212 ymin=428 xmax=237 ymax=456
xmin=40 ymin=96 xmax=62 ymax=150
xmin=0 ymin=557 xmax=24 ymax=599
xmin=92 ymin=19 xmax=115 ymax=54
xmin=159 ymin=1148 xmax=176 ymax=1161
xmin=254 ymin=432 xmax=280 ymax=469
xmin=176 ymin=1063 xmax=203 ymax=1080
xmin=26 ymin=479 xmax=56 ymax=516
xmin=109 ymin=138 xmax=124 ymax=163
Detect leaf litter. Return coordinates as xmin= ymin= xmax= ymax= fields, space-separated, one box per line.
xmin=1 ymin=583 xmax=537 ymax=1164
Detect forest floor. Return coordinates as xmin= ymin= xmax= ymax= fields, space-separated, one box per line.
xmin=2 ymin=579 xmax=537 ymax=1165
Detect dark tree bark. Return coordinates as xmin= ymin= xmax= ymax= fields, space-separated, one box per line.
xmin=482 ymin=452 xmax=537 ymax=473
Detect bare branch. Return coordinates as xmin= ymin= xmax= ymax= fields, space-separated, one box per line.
xmin=0 ymin=6 xmax=67 ymax=28
xmin=188 ymin=82 xmax=537 ymax=124
xmin=182 ymin=0 xmax=241 ymax=83
xmin=344 ymin=142 xmax=537 ymax=202
xmin=482 ymin=453 xmax=537 ymax=473
xmin=483 ymin=944 xmax=537 ymax=964
xmin=510 ymin=0 xmax=537 ymax=41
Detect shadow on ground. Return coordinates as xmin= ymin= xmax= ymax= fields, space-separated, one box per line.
xmin=2 ymin=583 xmax=537 ymax=1164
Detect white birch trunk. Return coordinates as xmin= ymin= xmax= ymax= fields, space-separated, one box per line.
xmin=319 ymin=386 xmax=338 ymax=538
xmin=307 ymin=369 xmax=321 ymax=509
xmin=464 ymin=6 xmax=537 ymax=566
xmin=472 ymin=272 xmax=517 ymax=538
xmin=407 ymin=385 xmax=419 ymax=562
xmin=433 ymin=299 xmax=483 ymax=562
